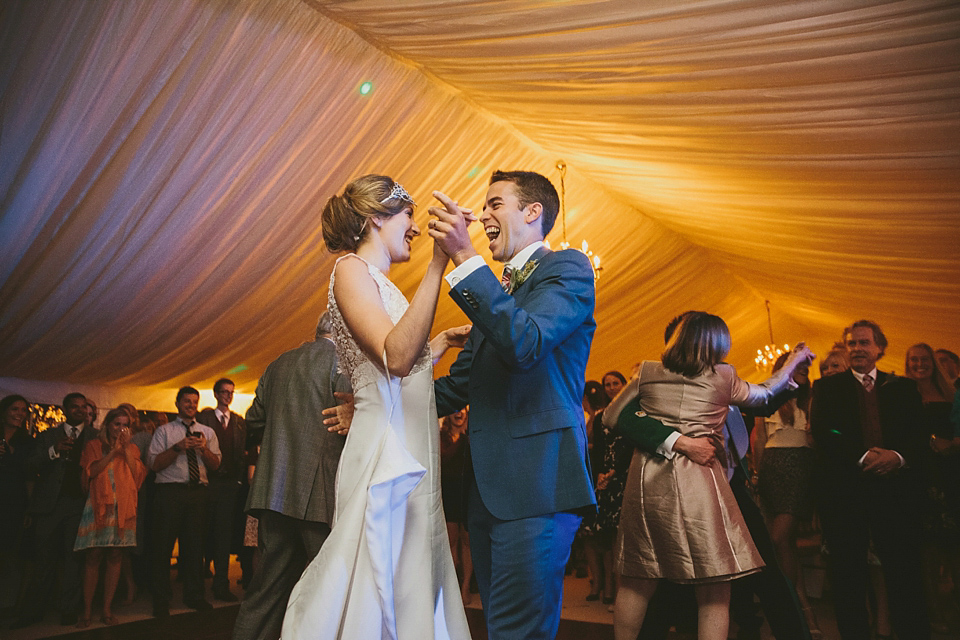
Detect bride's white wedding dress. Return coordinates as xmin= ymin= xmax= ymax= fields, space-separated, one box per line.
xmin=282 ymin=254 xmax=471 ymax=639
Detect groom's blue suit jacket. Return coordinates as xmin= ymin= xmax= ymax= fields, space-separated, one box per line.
xmin=435 ymin=246 xmax=597 ymax=521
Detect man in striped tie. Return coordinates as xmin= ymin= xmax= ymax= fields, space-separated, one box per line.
xmin=810 ymin=320 xmax=930 ymax=640
xmin=147 ymin=386 xmax=222 ymax=618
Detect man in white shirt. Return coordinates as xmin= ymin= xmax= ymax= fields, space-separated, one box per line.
xmin=147 ymin=386 xmax=221 ymax=617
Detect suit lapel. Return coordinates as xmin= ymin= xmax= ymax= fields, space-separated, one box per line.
xmin=510 ymin=246 xmax=551 ymax=298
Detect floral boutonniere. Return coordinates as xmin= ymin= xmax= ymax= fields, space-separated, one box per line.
xmin=510 ymin=259 xmax=539 ymax=293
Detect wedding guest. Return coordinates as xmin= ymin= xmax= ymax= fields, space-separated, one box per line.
xmin=0 ymin=395 xmax=35 ymax=613
xmin=582 ymin=371 xmax=629 ymax=606
xmin=85 ymin=400 xmax=99 ymax=431
xmin=754 ymin=352 xmax=821 ymax=637
xmin=118 ymin=403 xmax=149 ymax=602
xmin=811 ymin=320 xmax=931 ymax=640
xmin=904 ymin=343 xmax=960 ymax=631
xmin=819 ymin=349 xmax=849 ymax=378
xmin=440 ymin=408 xmax=473 ymax=603
xmin=74 ymin=409 xmax=146 ymax=627
xmin=17 ymin=392 xmax=95 ymax=628
xmin=147 ymin=387 xmax=221 ymax=617
xmin=197 ymin=378 xmax=246 ymax=602
xmin=579 ymin=380 xmax=608 ymax=601
xmin=603 ymin=312 xmax=814 ymax=640
xmin=935 ymin=349 xmax=959 ymax=387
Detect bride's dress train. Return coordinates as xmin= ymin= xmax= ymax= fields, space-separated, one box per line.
xmin=281 ymin=255 xmax=471 ymax=639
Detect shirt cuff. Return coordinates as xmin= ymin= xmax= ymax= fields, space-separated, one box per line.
xmin=657 ymin=431 xmax=681 ymax=460
xmin=48 ymin=445 xmax=59 ymax=460
xmin=444 ymin=255 xmax=486 ymax=288
xmin=857 ymin=450 xmax=906 ymax=467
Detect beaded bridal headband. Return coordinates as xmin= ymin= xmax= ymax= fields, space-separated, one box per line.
xmin=380 ymin=182 xmax=416 ymax=207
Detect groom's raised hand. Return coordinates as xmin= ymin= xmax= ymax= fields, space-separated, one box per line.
xmin=428 ymin=191 xmax=478 ymax=266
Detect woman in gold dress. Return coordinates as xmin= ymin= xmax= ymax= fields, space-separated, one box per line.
xmin=603 ymin=311 xmax=814 ymax=640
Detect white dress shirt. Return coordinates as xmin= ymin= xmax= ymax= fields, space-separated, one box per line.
xmin=444 ymin=241 xmax=544 ymax=289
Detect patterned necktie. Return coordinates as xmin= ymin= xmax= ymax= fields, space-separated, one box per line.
xmin=500 ymin=265 xmax=513 ymax=293
xmin=221 ymin=413 xmax=229 ymax=431
xmin=183 ymin=422 xmax=201 ymax=485
xmin=862 ymin=373 xmax=874 ymax=392
xmin=70 ymin=426 xmax=78 ymax=439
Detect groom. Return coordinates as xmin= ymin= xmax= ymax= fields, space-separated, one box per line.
xmin=431 ymin=170 xmax=596 ymax=639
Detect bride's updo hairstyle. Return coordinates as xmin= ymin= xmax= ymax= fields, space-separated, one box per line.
xmin=322 ymin=174 xmax=414 ymax=253
xmin=661 ymin=311 xmax=732 ymax=377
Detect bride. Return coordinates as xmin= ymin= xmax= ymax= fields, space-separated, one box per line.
xmin=281 ymin=175 xmax=472 ymax=639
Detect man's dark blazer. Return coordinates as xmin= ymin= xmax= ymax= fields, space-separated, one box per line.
xmin=27 ymin=423 xmax=96 ymax=515
xmin=810 ymin=369 xmax=925 ymax=486
xmin=434 ymin=246 xmax=597 ymax=521
xmin=197 ymin=408 xmax=246 ymax=481
xmin=809 ymin=368 xmax=929 ymax=640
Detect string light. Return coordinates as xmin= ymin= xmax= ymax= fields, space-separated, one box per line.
xmin=547 ymin=161 xmax=602 ymax=280
xmin=754 ymin=300 xmax=790 ymax=370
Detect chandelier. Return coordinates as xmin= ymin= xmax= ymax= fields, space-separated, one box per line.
xmin=545 ymin=161 xmax=602 ymax=280
xmin=755 ymin=300 xmax=790 ymax=370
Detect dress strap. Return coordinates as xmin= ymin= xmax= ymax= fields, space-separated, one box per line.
xmin=380 ymin=350 xmax=402 ymax=426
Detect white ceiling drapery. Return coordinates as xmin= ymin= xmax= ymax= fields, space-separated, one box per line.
xmin=1 ymin=0 xmax=957 ymax=407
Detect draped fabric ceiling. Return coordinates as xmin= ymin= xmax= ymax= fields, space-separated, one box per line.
xmin=1 ymin=0 xmax=958 ymax=410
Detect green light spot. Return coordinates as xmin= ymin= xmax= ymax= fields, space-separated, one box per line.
xmin=466 ymin=166 xmax=483 ymax=178
xmin=225 ymin=364 xmax=248 ymax=375
xmin=359 ymin=81 xmax=373 ymax=95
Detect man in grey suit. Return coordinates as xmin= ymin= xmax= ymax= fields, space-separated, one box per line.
xmin=232 ymin=312 xmax=353 ymax=640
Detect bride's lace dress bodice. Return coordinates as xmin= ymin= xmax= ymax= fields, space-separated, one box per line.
xmin=327 ymin=254 xmax=431 ymax=391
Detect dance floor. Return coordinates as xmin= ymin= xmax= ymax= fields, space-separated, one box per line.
xmin=5 ymin=561 xmax=956 ymax=640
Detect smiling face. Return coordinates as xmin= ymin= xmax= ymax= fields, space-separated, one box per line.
xmin=481 ymin=180 xmax=538 ymax=263
xmin=820 ymin=352 xmax=848 ymax=377
xmin=176 ymin=393 xmax=200 ymax=421
xmin=64 ymin=396 xmax=88 ymax=427
xmin=602 ymin=374 xmax=624 ymax=401
xmin=4 ymin=400 xmax=27 ymax=430
xmin=905 ymin=346 xmax=934 ymax=381
xmin=792 ymin=361 xmax=810 ymax=385
xmin=846 ymin=326 xmax=882 ymax=374
xmin=375 ymin=206 xmax=419 ymax=264
xmin=214 ymin=383 xmax=235 ymax=409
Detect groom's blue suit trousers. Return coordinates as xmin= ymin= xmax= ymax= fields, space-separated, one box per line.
xmin=467 ymin=479 xmax=581 ymax=639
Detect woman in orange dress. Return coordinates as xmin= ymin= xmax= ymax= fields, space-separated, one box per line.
xmin=73 ymin=408 xmax=146 ymax=627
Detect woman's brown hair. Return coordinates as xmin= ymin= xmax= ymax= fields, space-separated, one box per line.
xmin=321 ymin=174 xmax=413 ymax=253
xmin=661 ymin=311 xmax=731 ymax=377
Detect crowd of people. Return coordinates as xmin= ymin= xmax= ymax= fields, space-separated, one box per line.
xmin=574 ymin=323 xmax=960 ymax=640
xmin=0 ymin=379 xmax=255 ymax=629
xmin=1 ymin=166 xmax=959 ymax=640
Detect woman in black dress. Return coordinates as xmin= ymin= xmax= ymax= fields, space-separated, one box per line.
xmin=905 ymin=343 xmax=959 ymax=631
xmin=0 ymin=395 xmax=35 ymax=612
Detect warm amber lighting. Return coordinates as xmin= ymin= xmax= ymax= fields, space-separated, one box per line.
xmin=755 ymin=301 xmax=788 ymax=371
xmin=555 ymin=161 xmax=602 ymax=281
